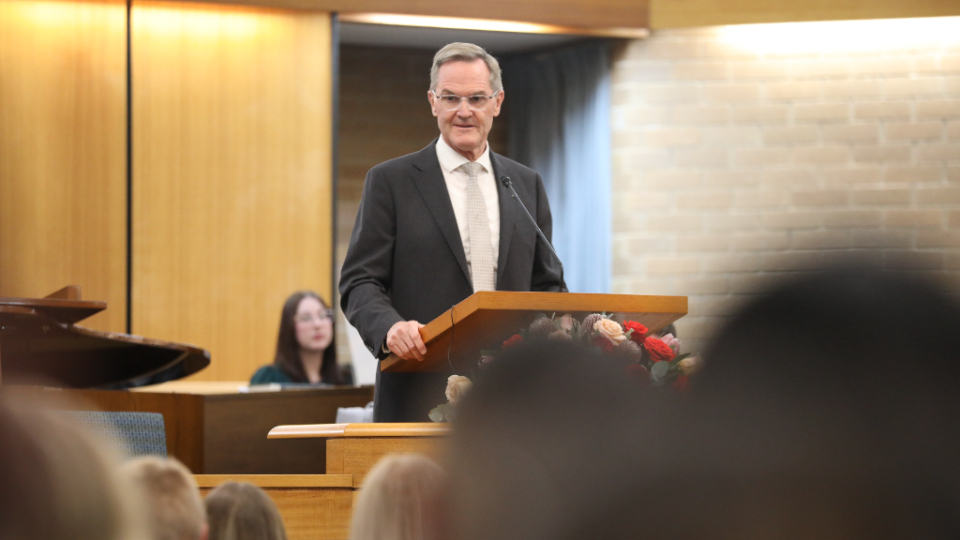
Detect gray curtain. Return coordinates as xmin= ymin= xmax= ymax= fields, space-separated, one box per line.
xmin=504 ymin=40 xmax=612 ymax=293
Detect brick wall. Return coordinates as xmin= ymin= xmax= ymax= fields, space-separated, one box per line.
xmin=335 ymin=45 xmax=508 ymax=364
xmin=611 ymin=22 xmax=960 ymax=355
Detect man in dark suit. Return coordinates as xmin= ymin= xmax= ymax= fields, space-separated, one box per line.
xmin=339 ymin=42 xmax=565 ymax=422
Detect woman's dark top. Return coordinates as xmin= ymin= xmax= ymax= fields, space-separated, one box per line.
xmin=250 ymin=365 xmax=293 ymax=385
xmin=249 ymin=364 xmax=355 ymax=385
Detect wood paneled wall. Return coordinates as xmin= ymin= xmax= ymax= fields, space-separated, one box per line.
xmin=131 ymin=1 xmax=333 ymax=381
xmin=0 ymin=0 xmax=128 ymax=333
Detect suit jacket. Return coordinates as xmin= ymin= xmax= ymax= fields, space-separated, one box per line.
xmin=339 ymin=140 xmax=564 ymax=422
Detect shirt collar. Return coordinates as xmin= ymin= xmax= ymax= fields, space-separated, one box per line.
xmin=436 ymin=136 xmax=493 ymax=176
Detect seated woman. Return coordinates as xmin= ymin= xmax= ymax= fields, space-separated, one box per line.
xmin=205 ymin=481 xmax=288 ymax=540
xmin=250 ymin=290 xmax=350 ymax=385
xmin=349 ymin=453 xmax=447 ymax=540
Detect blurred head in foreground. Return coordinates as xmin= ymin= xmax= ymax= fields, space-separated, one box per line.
xmin=121 ymin=456 xmax=207 ymax=540
xmin=448 ymin=266 xmax=960 ymax=540
xmin=660 ymin=266 xmax=960 ymax=540
xmin=447 ymin=339 xmax=652 ymax=540
xmin=0 ymin=394 xmax=146 ymax=540
xmin=350 ymin=453 xmax=447 ymax=540
xmin=204 ymin=481 xmax=287 ymax=540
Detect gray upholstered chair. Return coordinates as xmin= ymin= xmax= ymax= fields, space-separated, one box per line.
xmin=59 ymin=411 xmax=167 ymax=458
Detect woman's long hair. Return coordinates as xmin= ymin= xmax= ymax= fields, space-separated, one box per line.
xmin=349 ymin=454 xmax=446 ymax=540
xmin=273 ymin=291 xmax=342 ymax=384
xmin=205 ymin=482 xmax=287 ymax=540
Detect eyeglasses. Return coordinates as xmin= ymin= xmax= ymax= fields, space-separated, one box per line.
xmin=431 ymin=90 xmax=500 ymax=111
xmin=293 ymin=309 xmax=334 ymax=324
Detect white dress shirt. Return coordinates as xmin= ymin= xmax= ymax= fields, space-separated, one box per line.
xmin=435 ymin=137 xmax=500 ymax=281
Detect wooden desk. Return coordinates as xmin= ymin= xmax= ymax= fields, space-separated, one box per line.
xmin=233 ymin=423 xmax=449 ymax=539
xmin=4 ymin=384 xmax=374 ymax=473
xmin=190 ymin=423 xmax=447 ymax=540
xmin=136 ymin=382 xmax=375 ymax=474
xmin=269 ymin=422 xmax=448 ymax=487
xmin=196 ymin=474 xmax=355 ymax=540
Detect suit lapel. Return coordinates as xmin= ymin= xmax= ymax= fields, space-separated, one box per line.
xmin=491 ymin=152 xmax=518 ymax=288
xmin=411 ymin=141 xmax=472 ymax=285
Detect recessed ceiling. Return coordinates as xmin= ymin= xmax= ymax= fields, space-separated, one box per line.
xmin=338 ymin=21 xmax=585 ymax=55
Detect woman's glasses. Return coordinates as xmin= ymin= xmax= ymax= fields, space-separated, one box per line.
xmin=293 ymin=309 xmax=334 ymax=324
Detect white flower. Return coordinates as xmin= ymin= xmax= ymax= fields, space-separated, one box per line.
xmin=548 ymin=329 xmax=573 ymax=341
xmin=445 ymin=375 xmax=472 ymax=405
xmin=678 ymin=356 xmax=702 ymax=376
xmin=594 ymin=318 xmax=627 ymax=345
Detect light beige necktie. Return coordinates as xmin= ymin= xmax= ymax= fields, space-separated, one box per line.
xmin=461 ymin=162 xmax=496 ymax=292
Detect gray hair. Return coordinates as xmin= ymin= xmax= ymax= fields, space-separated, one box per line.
xmin=430 ymin=42 xmax=502 ymax=93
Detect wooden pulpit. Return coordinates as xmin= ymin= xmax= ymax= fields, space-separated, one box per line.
xmin=264 ymin=292 xmax=687 ymax=538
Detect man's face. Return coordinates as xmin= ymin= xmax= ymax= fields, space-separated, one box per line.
xmin=428 ymin=59 xmax=504 ymax=161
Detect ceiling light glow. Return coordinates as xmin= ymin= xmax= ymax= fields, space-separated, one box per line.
xmin=339 ymin=13 xmax=649 ymax=39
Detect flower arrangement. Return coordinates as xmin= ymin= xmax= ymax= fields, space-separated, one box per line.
xmin=497 ymin=313 xmax=699 ymax=388
xmin=428 ymin=313 xmax=701 ymax=422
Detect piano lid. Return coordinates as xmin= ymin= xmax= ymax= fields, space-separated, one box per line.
xmin=0 ymin=291 xmax=209 ymax=388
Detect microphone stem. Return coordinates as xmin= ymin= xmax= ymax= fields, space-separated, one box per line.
xmin=510 ymin=192 xmax=563 ymax=273
xmin=503 ymin=179 xmax=566 ymax=291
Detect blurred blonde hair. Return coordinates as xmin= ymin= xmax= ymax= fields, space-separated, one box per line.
xmin=349 ymin=454 xmax=446 ymax=540
xmin=121 ymin=456 xmax=206 ymax=540
xmin=204 ymin=481 xmax=287 ymax=540
xmin=0 ymin=393 xmax=147 ymax=540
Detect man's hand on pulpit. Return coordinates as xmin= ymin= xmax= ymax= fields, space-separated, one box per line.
xmin=386 ymin=320 xmax=427 ymax=361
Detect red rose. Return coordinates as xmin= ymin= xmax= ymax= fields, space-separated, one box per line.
xmin=643 ymin=336 xmax=676 ymax=362
xmin=672 ymin=375 xmax=690 ymax=391
xmin=503 ymin=334 xmax=523 ymax=349
xmin=625 ymin=364 xmax=650 ymax=385
xmin=623 ymin=321 xmax=648 ymax=344
xmin=591 ymin=335 xmax=615 ymax=353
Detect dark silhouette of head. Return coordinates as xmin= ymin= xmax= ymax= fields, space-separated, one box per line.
xmin=446 ymin=265 xmax=960 ymax=540
xmin=447 ymin=339 xmax=658 ymax=540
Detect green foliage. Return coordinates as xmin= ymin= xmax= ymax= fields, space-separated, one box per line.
xmin=650 ymin=361 xmax=671 ymax=383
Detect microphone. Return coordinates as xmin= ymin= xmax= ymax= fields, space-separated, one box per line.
xmin=500 ymin=176 xmax=566 ymax=291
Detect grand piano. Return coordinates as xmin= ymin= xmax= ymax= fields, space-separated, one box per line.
xmin=0 ymin=286 xmax=373 ymax=473
xmin=0 ymin=285 xmax=209 ymax=387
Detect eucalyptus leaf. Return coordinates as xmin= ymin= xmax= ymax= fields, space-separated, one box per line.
xmin=651 ymin=361 xmax=670 ymax=381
